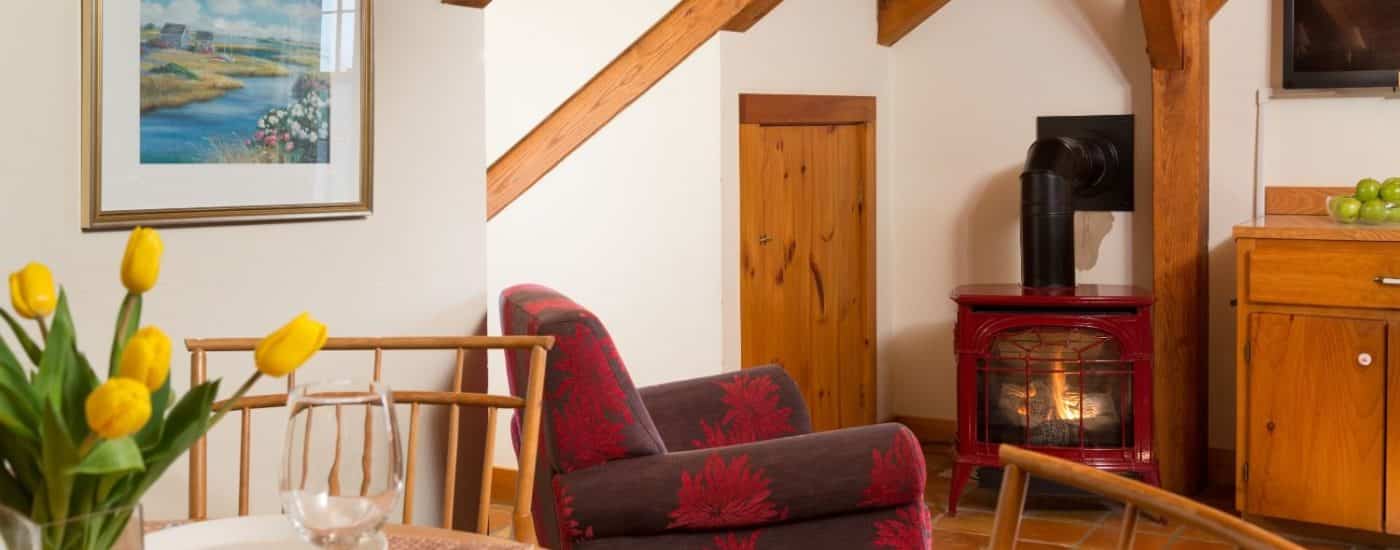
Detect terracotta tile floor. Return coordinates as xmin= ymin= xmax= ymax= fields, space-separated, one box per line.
xmin=485 ymin=442 xmax=1362 ymax=549
xmin=921 ymin=442 xmax=1359 ymax=549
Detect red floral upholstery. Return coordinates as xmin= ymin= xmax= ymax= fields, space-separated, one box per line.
xmin=638 ymin=366 xmax=812 ymax=452
xmin=500 ymin=285 xmax=929 ymax=550
xmin=554 ymin=423 xmax=925 ymax=540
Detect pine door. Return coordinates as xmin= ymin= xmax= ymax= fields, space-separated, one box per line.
xmin=738 ymin=95 xmax=875 ymax=431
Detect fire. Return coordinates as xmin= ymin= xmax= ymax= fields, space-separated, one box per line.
xmin=1048 ymin=370 xmax=1083 ymax=421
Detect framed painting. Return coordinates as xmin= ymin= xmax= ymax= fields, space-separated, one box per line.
xmin=81 ymin=0 xmax=374 ymax=229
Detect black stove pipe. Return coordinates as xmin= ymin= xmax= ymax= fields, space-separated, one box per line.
xmin=1020 ymin=137 xmax=1112 ymax=288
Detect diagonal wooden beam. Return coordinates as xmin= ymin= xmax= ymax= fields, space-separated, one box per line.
xmin=724 ymin=0 xmax=783 ymax=32
xmin=487 ymin=0 xmax=774 ymax=219
xmin=441 ymin=0 xmax=490 ymax=7
xmin=1139 ymin=0 xmax=1184 ymax=69
xmin=877 ymin=0 xmax=952 ymax=47
xmin=1207 ymin=0 xmax=1227 ymax=18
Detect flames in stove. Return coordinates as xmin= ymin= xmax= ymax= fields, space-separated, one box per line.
xmin=997 ymin=362 xmax=1119 ymax=447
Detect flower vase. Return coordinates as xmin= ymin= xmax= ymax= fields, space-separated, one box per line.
xmin=0 ymin=504 xmax=144 ymax=550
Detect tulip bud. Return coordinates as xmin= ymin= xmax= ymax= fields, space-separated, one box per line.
xmin=85 ymin=378 xmax=152 ymax=439
xmin=121 ymin=227 xmax=163 ymax=294
xmin=118 ymin=326 xmax=172 ymax=391
xmin=254 ymin=312 xmax=327 ymax=378
xmin=9 ymin=263 xmax=56 ymax=319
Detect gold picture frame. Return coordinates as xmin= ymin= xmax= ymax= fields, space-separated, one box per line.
xmin=81 ymin=0 xmax=374 ymax=230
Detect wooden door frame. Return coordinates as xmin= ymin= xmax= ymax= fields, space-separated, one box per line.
xmin=738 ymin=93 xmax=878 ymax=426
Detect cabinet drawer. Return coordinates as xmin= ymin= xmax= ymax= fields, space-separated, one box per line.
xmin=1248 ymin=239 xmax=1400 ymax=310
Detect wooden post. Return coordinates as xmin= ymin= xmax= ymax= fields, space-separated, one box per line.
xmin=1147 ymin=0 xmax=1209 ymax=495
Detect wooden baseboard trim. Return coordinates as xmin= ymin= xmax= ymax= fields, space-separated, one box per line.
xmin=491 ymin=467 xmax=517 ymax=505
xmin=893 ymin=415 xmax=956 ymax=443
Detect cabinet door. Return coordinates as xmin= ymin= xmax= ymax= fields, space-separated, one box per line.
xmin=1246 ymin=313 xmax=1385 ymax=531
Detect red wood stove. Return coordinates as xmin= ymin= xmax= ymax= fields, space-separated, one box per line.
xmin=948 ymin=284 xmax=1158 ymax=515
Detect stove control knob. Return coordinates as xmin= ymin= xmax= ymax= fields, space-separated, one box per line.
xmin=1358 ymin=353 xmax=1374 ymax=367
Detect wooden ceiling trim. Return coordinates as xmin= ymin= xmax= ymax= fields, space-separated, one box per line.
xmin=1147 ymin=0 xmax=1209 ymax=496
xmin=740 ymin=94 xmax=876 ymax=125
xmin=1140 ymin=0 xmax=1184 ymax=69
xmin=877 ymin=0 xmax=951 ymax=47
xmin=441 ymin=0 xmax=491 ymax=7
xmin=724 ymin=0 xmax=783 ymax=32
xmin=486 ymin=0 xmax=770 ymax=219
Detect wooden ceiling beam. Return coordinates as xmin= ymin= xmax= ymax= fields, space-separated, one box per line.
xmin=441 ymin=0 xmax=491 ymax=7
xmin=487 ymin=0 xmax=770 ymax=219
xmin=1139 ymin=0 xmax=1184 ymax=69
xmin=723 ymin=0 xmax=783 ymax=32
xmin=877 ymin=0 xmax=951 ymax=47
xmin=1208 ymin=0 xmax=1227 ymax=18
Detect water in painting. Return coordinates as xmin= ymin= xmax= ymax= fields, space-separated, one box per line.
xmin=139 ymin=0 xmax=346 ymax=164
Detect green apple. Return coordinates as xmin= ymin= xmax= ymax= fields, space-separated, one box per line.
xmin=1360 ymin=199 xmax=1390 ymax=224
xmin=1333 ymin=196 xmax=1363 ymax=223
xmin=1388 ymin=205 xmax=1400 ymax=223
xmin=1381 ymin=178 xmax=1400 ymax=202
xmin=1357 ymin=178 xmax=1383 ymax=202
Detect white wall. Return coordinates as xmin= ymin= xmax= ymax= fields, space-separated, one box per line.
xmin=886 ymin=0 xmax=1152 ymax=421
xmin=484 ymin=1 xmax=723 ymax=466
xmin=0 ymin=0 xmax=486 ymax=522
xmin=719 ymin=0 xmax=895 ymax=421
xmin=1207 ymin=0 xmax=1400 ymax=450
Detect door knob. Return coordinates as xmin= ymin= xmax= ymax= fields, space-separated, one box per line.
xmin=1266 ymin=420 xmax=1275 ymax=432
xmin=758 ymin=234 xmax=772 ymax=245
xmin=1358 ymin=352 xmax=1374 ymax=367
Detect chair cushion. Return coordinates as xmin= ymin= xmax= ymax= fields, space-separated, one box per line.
xmin=500 ymin=284 xmax=667 ymax=473
xmin=553 ymin=423 xmax=926 ymax=541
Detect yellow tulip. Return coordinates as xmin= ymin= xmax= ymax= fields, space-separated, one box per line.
xmin=118 ymin=326 xmax=172 ymax=391
xmin=254 ymin=313 xmax=328 ymax=378
xmin=120 ymin=227 xmax=163 ymax=294
xmin=9 ymin=263 xmax=56 ymax=319
xmin=85 ymin=378 xmax=152 ymax=439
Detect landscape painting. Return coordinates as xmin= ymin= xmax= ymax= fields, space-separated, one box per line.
xmin=139 ymin=0 xmax=330 ymax=164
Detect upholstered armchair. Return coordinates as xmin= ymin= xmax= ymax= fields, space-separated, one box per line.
xmin=500 ymin=284 xmax=930 ymax=550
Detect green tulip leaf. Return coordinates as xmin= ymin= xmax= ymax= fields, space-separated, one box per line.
xmin=127 ymin=380 xmax=220 ymax=500
xmin=107 ymin=294 xmax=141 ymax=378
xmin=37 ymin=403 xmax=76 ymax=532
xmin=0 ymin=383 xmax=38 ymax=441
xmin=0 ymin=462 xmax=27 ymax=512
xmin=71 ymin=437 xmax=145 ymax=475
xmin=33 ymin=292 xmax=77 ymax=404
xmin=67 ymin=351 xmax=100 ymax=440
xmin=0 ymin=307 xmax=42 ymax=365
xmin=135 ymin=373 xmax=171 ymax=451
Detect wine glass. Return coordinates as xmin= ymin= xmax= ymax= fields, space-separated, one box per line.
xmin=281 ymin=380 xmax=403 ymax=550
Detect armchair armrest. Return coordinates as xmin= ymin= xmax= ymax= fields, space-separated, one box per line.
xmin=552 ymin=423 xmax=925 ymax=542
xmin=638 ymin=365 xmax=812 ymax=452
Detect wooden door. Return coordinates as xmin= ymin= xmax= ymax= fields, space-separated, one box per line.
xmin=738 ymin=94 xmax=875 ymax=431
xmin=1245 ymin=313 xmax=1385 ymax=531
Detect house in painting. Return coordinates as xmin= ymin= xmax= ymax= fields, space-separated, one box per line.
xmin=158 ymin=23 xmax=189 ymax=49
xmin=192 ymin=30 xmax=214 ymax=53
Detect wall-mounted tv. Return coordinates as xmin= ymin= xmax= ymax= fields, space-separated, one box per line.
xmin=1284 ymin=0 xmax=1400 ymax=89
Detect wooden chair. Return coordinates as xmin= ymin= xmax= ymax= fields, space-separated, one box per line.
xmin=183 ymin=336 xmax=553 ymax=545
xmin=990 ymin=445 xmax=1303 ymax=550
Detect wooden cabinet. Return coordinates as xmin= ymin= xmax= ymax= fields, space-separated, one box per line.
xmin=1243 ymin=313 xmax=1384 ymax=531
xmin=1236 ymin=209 xmax=1400 ymax=534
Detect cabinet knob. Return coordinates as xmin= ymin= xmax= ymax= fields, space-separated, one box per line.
xmin=1266 ymin=420 xmax=1275 ymax=432
xmin=1358 ymin=353 xmax=1374 ymax=367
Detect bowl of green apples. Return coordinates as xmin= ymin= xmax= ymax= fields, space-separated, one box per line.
xmin=1328 ymin=177 xmax=1400 ymax=225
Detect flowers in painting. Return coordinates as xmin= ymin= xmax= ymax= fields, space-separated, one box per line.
xmin=246 ymin=73 xmax=330 ymax=163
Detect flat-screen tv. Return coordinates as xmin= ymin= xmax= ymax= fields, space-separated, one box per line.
xmin=1285 ymin=0 xmax=1400 ymax=89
